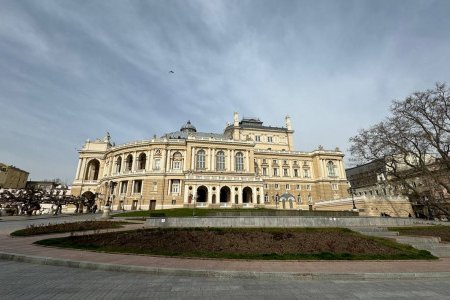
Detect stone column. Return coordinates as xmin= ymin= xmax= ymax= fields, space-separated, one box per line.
xmin=132 ymin=151 xmax=137 ymax=172
xmin=183 ymin=184 xmax=190 ymax=204
xmin=207 ymin=186 xmax=213 ymax=204
xmin=75 ymin=159 xmax=82 ymax=180
xmin=252 ymin=187 xmax=257 ymax=203
xmin=191 ymin=147 xmax=195 ymax=169
xmin=238 ymin=187 xmax=243 ymax=204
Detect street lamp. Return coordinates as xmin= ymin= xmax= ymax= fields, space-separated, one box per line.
xmin=348 ymin=182 xmax=357 ymax=211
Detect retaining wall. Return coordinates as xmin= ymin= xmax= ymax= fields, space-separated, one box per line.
xmin=145 ymin=216 xmax=446 ymax=228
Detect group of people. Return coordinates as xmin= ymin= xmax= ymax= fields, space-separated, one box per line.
xmin=0 ymin=188 xmax=96 ymax=216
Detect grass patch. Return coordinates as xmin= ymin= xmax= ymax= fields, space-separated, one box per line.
xmin=389 ymin=226 xmax=450 ymax=242
xmin=34 ymin=227 xmax=436 ymax=260
xmin=11 ymin=221 xmax=128 ymax=237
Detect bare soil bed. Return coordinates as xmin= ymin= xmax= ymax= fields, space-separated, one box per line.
xmin=11 ymin=221 xmax=127 ymax=237
xmin=35 ymin=227 xmax=435 ymax=260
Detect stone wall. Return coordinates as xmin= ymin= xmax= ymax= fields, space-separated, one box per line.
xmin=145 ymin=216 xmax=444 ymax=228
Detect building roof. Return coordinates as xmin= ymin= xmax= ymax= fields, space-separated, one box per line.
xmin=163 ymin=121 xmax=227 ymax=140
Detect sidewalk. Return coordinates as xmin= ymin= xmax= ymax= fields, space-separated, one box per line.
xmin=1 ymin=223 xmax=450 ymax=281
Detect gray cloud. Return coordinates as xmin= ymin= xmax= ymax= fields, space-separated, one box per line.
xmin=1 ymin=0 xmax=450 ymax=182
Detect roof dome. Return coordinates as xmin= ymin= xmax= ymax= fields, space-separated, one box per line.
xmin=180 ymin=120 xmax=197 ymax=133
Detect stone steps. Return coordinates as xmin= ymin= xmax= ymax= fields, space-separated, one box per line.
xmin=353 ymin=227 xmax=450 ymax=258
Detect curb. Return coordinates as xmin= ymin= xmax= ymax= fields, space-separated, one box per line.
xmin=1 ymin=252 xmax=450 ymax=281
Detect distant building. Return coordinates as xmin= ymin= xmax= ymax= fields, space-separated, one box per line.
xmin=26 ymin=181 xmax=58 ymax=192
xmin=72 ymin=113 xmax=349 ymax=210
xmin=0 ymin=163 xmax=29 ymax=189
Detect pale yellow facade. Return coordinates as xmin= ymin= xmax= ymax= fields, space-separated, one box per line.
xmin=71 ymin=113 xmax=349 ymax=210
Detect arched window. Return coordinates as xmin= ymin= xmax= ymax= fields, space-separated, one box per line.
xmin=216 ymin=151 xmax=225 ymax=171
xmin=115 ymin=157 xmax=122 ymax=173
xmin=327 ymin=161 xmax=336 ymax=177
xmin=137 ymin=153 xmax=146 ymax=170
xmin=84 ymin=159 xmax=100 ymax=180
xmin=235 ymin=152 xmax=244 ymax=171
xmin=125 ymin=154 xmax=133 ymax=171
xmin=196 ymin=150 xmax=205 ymax=169
xmin=172 ymin=152 xmax=182 ymax=170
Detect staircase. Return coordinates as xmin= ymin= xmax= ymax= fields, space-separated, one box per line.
xmin=353 ymin=227 xmax=450 ymax=258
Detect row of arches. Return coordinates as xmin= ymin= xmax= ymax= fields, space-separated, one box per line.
xmin=190 ymin=186 xmax=254 ymax=204
xmin=115 ymin=153 xmax=148 ymax=173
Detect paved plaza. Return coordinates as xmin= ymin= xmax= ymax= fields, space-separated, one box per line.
xmin=1 ymin=260 xmax=450 ymax=299
xmin=1 ymin=214 xmax=450 ymax=298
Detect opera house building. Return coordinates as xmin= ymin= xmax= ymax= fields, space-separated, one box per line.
xmin=71 ymin=113 xmax=348 ymax=210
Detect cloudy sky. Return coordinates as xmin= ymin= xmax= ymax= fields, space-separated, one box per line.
xmin=1 ymin=0 xmax=450 ymax=183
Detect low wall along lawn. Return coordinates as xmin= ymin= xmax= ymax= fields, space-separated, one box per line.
xmin=145 ymin=216 xmax=445 ymax=228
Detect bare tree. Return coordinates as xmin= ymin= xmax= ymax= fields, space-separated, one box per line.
xmin=349 ymin=83 xmax=450 ymax=218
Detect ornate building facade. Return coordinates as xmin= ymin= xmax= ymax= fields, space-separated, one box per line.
xmin=71 ymin=113 xmax=348 ymax=210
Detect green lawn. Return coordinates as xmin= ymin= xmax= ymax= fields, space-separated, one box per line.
xmin=10 ymin=221 xmax=129 ymax=237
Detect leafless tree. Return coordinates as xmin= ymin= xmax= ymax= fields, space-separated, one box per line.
xmin=349 ymin=83 xmax=450 ymax=218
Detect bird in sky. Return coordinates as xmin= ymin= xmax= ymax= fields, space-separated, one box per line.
xmin=169 ymin=70 xmax=174 ymax=74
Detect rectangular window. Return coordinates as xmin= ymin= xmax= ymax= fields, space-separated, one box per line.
xmin=153 ymin=159 xmax=161 ymax=170
xmin=264 ymin=194 xmax=269 ymax=203
xmin=303 ymin=169 xmax=310 ymax=178
xmin=272 ymin=159 xmax=277 ymax=165
xmin=332 ymin=183 xmax=338 ymax=191
xmin=297 ymin=195 xmax=302 ymax=203
xmin=133 ymin=180 xmax=142 ymax=194
xmin=152 ymin=181 xmax=157 ymax=192
xmin=262 ymin=167 xmax=267 ymax=176
xmin=283 ymin=160 xmax=288 ymax=165
xmin=120 ymin=181 xmax=128 ymax=194
xmin=173 ymin=161 xmax=181 ymax=170
xmin=283 ymin=168 xmax=289 ymax=176
xmin=262 ymin=159 xmax=267 ymax=164
xmin=285 ymin=184 xmax=290 ymax=190
xmin=267 ymin=136 xmax=273 ymax=143
xmin=273 ymin=168 xmax=278 ymax=176
xmin=171 ymin=180 xmax=180 ymax=194
xmin=294 ymin=169 xmax=299 ymax=177
xmin=306 ymin=184 xmax=311 ymax=191
xmin=264 ymin=183 xmax=268 ymax=189
xmin=296 ymin=184 xmax=301 ymax=190
xmin=255 ymin=135 xmax=261 ymax=142
xmin=275 ymin=184 xmax=279 ymax=189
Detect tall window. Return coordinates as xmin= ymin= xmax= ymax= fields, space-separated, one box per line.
xmin=120 ymin=181 xmax=128 ymax=194
xmin=196 ymin=149 xmax=205 ymax=169
xmin=283 ymin=168 xmax=289 ymax=176
xmin=172 ymin=152 xmax=182 ymax=170
xmin=153 ymin=158 xmax=161 ymax=170
xmin=125 ymin=154 xmax=133 ymax=171
xmin=137 ymin=153 xmax=146 ymax=170
xmin=235 ymin=152 xmax=244 ymax=171
xmin=294 ymin=169 xmax=299 ymax=177
xmin=273 ymin=168 xmax=278 ymax=176
xmin=267 ymin=136 xmax=273 ymax=143
xmin=303 ymin=169 xmax=310 ymax=178
xmin=115 ymin=157 xmax=122 ymax=173
xmin=216 ymin=151 xmax=225 ymax=171
xmin=255 ymin=135 xmax=261 ymax=142
xmin=133 ymin=180 xmax=142 ymax=193
xmin=262 ymin=167 xmax=267 ymax=176
xmin=327 ymin=161 xmax=336 ymax=177
xmin=171 ymin=180 xmax=180 ymax=194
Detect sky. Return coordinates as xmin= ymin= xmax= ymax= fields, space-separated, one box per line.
xmin=1 ymin=0 xmax=450 ymax=183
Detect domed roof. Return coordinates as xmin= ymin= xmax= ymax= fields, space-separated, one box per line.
xmin=180 ymin=120 xmax=197 ymax=133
